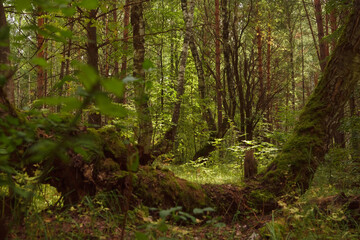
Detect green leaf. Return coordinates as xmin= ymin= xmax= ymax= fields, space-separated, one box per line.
xmin=94 ymin=93 xmax=127 ymax=118
xmin=61 ymin=7 xmax=76 ymax=17
xmin=31 ymin=57 xmax=49 ymax=67
xmin=101 ymin=78 xmax=124 ymax=98
xmin=179 ymin=211 xmax=196 ymax=223
xmin=33 ymin=97 xmax=82 ymax=111
xmin=135 ymin=232 xmax=149 ymax=240
xmin=78 ymin=0 xmax=99 ymax=10
xmin=159 ymin=206 xmax=182 ymax=219
xmin=74 ymin=63 xmax=98 ymax=91
xmin=12 ymin=186 xmax=30 ymax=198
xmin=14 ymin=0 xmax=32 ymax=11
xmin=193 ymin=207 xmax=215 ymax=215
xmin=142 ymin=59 xmax=155 ymax=71
xmin=157 ymin=221 xmax=168 ymax=233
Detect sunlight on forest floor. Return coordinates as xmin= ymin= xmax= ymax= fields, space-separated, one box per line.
xmin=163 ymin=163 xmax=244 ymax=185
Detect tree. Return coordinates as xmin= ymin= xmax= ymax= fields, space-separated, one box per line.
xmin=0 ymin=0 xmax=14 ymax=105
xmin=131 ymin=0 xmax=153 ymax=164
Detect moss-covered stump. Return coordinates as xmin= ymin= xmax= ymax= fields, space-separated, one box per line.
xmin=134 ymin=166 xmax=210 ymax=212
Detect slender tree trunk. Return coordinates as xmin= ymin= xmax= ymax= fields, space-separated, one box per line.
xmin=131 ymin=1 xmax=153 ymax=164
xmin=215 ymin=0 xmax=222 ymax=130
xmin=266 ymin=18 xmax=272 ymax=127
xmin=118 ymin=0 xmax=130 ymax=104
xmin=86 ymin=9 xmax=102 ymax=126
xmin=0 ymin=1 xmax=16 ymax=118
xmin=36 ymin=10 xmax=46 ymax=99
xmin=222 ymin=0 xmax=236 ymax=120
xmin=256 ymin=25 xmax=264 ymax=107
xmin=112 ymin=0 xmax=119 ymax=76
xmin=0 ymin=1 xmax=14 ymax=105
xmin=314 ymin=0 xmax=328 ymax=71
xmin=302 ymin=0 xmax=320 ymax=64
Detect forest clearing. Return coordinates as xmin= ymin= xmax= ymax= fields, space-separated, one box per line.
xmin=1 ymin=0 xmax=360 ymax=239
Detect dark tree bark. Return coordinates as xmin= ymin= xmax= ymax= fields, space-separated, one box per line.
xmin=215 ymin=0 xmax=222 ymax=130
xmin=131 ymin=1 xmax=153 ymax=164
xmin=314 ymin=0 xmax=328 ymax=71
xmin=222 ymin=0 xmax=236 ymax=120
xmin=86 ymin=9 xmax=102 ymax=126
xmin=0 ymin=1 xmax=14 ymax=105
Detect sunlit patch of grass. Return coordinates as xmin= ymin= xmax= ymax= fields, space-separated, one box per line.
xmin=163 ymin=163 xmax=244 ymax=185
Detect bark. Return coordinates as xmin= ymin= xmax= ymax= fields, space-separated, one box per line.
xmin=152 ymin=0 xmax=195 ymax=157
xmin=86 ymin=9 xmax=102 ymax=126
xmin=256 ymin=25 xmax=264 ymax=107
xmin=330 ymin=9 xmax=337 ymax=51
xmin=314 ymin=0 xmax=328 ymax=71
xmin=117 ymin=0 xmax=130 ymax=104
xmin=222 ymin=0 xmax=236 ymax=120
xmin=215 ymin=0 xmax=222 ymax=129
xmin=0 ymin=1 xmax=15 ymax=118
xmin=131 ymin=1 xmax=153 ymax=164
xmin=0 ymin=2 xmax=14 ymax=105
xmin=349 ymin=92 xmax=360 ymax=161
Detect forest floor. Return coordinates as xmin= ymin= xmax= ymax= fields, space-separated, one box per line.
xmin=8 ymin=159 xmax=360 ymax=239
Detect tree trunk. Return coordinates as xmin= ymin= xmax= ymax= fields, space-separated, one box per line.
xmin=117 ymin=0 xmax=130 ymax=104
xmin=0 ymin=1 xmax=14 ymax=105
xmin=86 ymin=9 xmax=102 ymax=126
xmin=314 ymin=0 xmax=328 ymax=71
xmin=36 ymin=10 xmax=46 ymax=99
xmin=131 ymin=1 xmax=153 ymax=164
xmin=215 ymin=0 xmax=222 ymax=130
xmin=222 ymin=0 xmax=236 ymax=120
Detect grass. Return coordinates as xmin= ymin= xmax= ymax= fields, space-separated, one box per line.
xmin=162 ymin=162 xmax=244 ymax=185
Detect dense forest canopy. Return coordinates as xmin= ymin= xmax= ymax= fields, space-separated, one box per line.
xmin=0 ymin=0 xmax=359 ymax=239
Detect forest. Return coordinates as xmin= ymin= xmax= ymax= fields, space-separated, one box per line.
xmin=0 ymin=0 xmax=360 ymax=239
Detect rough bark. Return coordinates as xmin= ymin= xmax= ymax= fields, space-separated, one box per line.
xmin=131 ymin=1 xmax=153 ymax=164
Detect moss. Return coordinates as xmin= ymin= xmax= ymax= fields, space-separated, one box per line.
xmin=134 ymin=166 xmax=209 ymax=212
xmin=101 ymin=158 xmax=121 ymax=171
xmin=249 ymin=189 xmax=277 ymax=209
